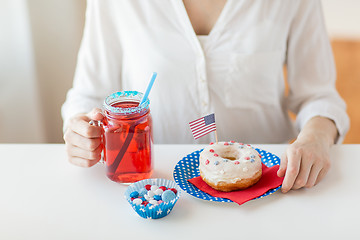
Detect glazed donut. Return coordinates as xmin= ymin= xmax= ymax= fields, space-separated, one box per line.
xmin=199 ymin=141 xmax=262 ymax=192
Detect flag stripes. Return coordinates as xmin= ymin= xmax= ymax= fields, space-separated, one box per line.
xmin=189 ymin=113 xmax=216 ymax=140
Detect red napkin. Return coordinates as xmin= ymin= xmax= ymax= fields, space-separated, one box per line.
xmin=188 ymin=163 xmax=284 ymax=205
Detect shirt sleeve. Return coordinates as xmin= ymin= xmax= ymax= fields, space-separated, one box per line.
xmin=61 ymin=0 xmax=122 ymax=131
xmin=286 ymin=0 xmax=350 ymax=143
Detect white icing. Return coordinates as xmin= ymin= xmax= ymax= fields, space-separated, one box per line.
xmin=199 ymin=141 xmax=262 ymax=184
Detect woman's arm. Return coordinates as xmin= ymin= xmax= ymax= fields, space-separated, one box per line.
xmin=279 ymin=1 xmax=349 ymax=191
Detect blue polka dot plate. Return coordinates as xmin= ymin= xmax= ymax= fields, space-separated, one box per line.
xmin=173 ymin=148 xmax=281 ymax=203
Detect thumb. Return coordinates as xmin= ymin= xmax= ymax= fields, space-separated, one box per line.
xmin=277 ymin=152 xmax=288 ymax=177
xmin=87 ymin=108 xmax=104 ymax=121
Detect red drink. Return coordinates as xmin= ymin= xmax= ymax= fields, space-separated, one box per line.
xmin=102 ymin=91 xmax=153 ymax=183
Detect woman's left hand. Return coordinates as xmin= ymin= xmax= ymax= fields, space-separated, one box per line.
xmin=277 ymin=116 xmax=338 ymax=193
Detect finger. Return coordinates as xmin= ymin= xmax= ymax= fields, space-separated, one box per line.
xmin=68 ymin=156 xmax=99 ymax=168
xmin=64 ymin=129 xmax=101 ymax=151
xmin=69 ymin=116 xmax=102 ymax=138
xmin=87 ymin=108 xmax=104 ymax=121
xmin=305 ymin=164 xmax=322 ymax=188
xmin=314 ymin=167 xmax=330 ymax=186
xmin=277 ymin=152 xmax=288 ymax=177
xmin=66 ymin=143 xmax=102 ymax=161
xmin=281 ymin=148 xmax=301 ymax=193
xmin=292 ymin=159 xmax=313 ymax=190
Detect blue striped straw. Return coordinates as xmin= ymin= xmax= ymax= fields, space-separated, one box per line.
xmin=140 ymin=72 xmax=157 ymax=105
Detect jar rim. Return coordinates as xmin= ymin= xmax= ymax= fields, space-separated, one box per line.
xmin=103 ymin=91 xmax=150 ymax=115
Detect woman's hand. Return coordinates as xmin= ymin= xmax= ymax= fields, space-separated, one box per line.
xmin=277 ymin=116 xmax=338 ymax=193
xmin=63 ymin=108 xmax=104 ymax=167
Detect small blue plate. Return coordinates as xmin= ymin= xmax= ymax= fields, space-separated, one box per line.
xmin=173 ymin=148 xmax=281 ymax=203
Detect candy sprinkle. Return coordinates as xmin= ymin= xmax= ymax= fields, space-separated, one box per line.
xmin=133 ymin=198 xmax=142 ymax=205
xmin=162 ymin=190 xmax=176 ymax=202
xmin=169 ymin=188 xmax=178 ymax=194
xmin=130 ymin=191 xmax=139 ymax=198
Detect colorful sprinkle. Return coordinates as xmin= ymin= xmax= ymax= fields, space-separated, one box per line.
xmin=214 ymin=161 xmax=219 ymax=165
xmin=224 ymin=142 xmax=229 ymax=145
xmin=150 ymin=185 xmax=159 ymax=191
xmin=154 ymin=195 xmax=162 ymax=201
xmin=234 ymin=161 xmax=240 ymax=165
xmin=149 ymin=199 xmax=159 ymax=205
xmin=214 ymin=154 xmax=219 ymax=157
xmin=223 ymin=159 xmax=229 ymax=162
xmin=250 ymin=155 xmax=256 ymax=158
xmin=209 ymin=149 xmax=214 ymax=153
xmin=169 ymin=188 xmax=178 ymax=194
xmin=245 ymin=157 xmax=250 ymax=160
xmin=145 ymin=185 xmax=151 ymax=191
xmin=250 ymin=159 xmax=255 ymax=163
xmin=210 ymin=142 xmax=214 ymax=145
xmin=154 ymin=188 xmax=164 ymax=195
xmin=133 ymin=198 xmax=142 ymax=205
xmin=130 ymin=191 xmax=139 ymax=198
xmin=148 ymin=191 xmax=155 ymax=198
xmin=230 ymin=140 xmax=235 ymax=143
xmin=139 ymin=188 xmax=148 ymax=196
xmin=159 ymin=186 xmax=167 ymax=191
xmin=205 ymin=159 xmax=210 ymax=165
xmin=162 ymin=190 xmax=176 ymax=202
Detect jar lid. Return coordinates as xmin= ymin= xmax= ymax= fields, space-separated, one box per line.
xmin=103 ymin=91 xmax=149 ymax=115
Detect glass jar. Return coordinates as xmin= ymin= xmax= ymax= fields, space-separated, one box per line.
xmin=102 ymin=91 xmax=153 ymax=183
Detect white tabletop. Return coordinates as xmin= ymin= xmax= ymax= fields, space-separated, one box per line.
xmin=0 ymin=144 xmax=359 ymax=240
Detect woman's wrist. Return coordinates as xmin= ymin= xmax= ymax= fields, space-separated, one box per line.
xmin=297 ymin=116 xmax=338 ymax=147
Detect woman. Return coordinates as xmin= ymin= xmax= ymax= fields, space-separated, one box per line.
xmin=62 ymin=0 xmax=349 ymax=192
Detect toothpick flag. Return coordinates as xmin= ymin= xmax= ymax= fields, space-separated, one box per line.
xmin=189 ymin=113 xmax=217 ymax=140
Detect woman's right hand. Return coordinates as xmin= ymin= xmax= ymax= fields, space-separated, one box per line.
xmin=63 ymin=108 xmax=104 ymax=167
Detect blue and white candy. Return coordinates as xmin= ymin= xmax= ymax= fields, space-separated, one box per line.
xmin=130 ymin=184 xmax=178 ymax=207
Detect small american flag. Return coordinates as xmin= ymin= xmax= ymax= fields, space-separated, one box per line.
xmin=189 ymin=113 xmax=216 ymax=140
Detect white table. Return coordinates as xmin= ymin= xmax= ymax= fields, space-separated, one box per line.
xmin=0 ymin=144 xmax=359 ymax=240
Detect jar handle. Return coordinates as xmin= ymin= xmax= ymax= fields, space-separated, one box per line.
xmin=89 ymin=120 xmax=105 ymax=164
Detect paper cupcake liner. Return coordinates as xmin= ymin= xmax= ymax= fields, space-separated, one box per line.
xmin=124 ymin=178 xmax=181 ymax=219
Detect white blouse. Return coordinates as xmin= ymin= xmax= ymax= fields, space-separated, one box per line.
xmin=62 ymin=0 xmax=349 ymax=144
